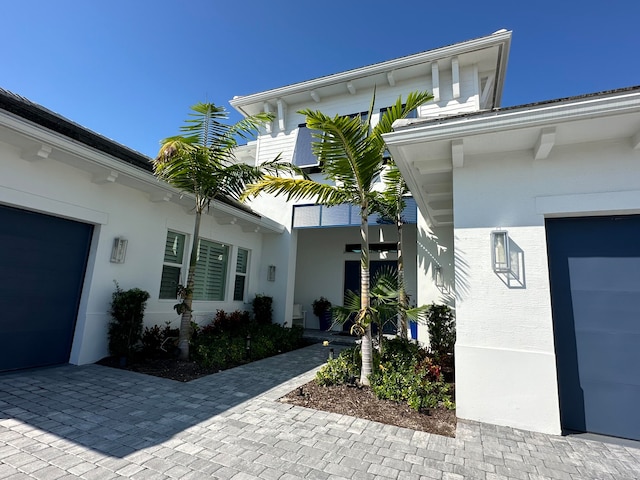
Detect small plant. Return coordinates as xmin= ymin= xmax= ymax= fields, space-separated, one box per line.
xmin=108 ymin=284 xmax=150 ymax=359
xmin=141 ymin=322 xmax=179 ymax=357
xmin=252 ymin=294 xmax=273 ymax=324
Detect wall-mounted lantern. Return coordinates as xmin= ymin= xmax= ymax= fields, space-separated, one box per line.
xmin=491 ymin=230 xmax=510 ymax=273
xmin=267 ymin=265 xmax=276 ymax=282
xmin=434 ymin=265 xmax=444 ymax=288
xmin=110 ymin=237 xmax=128 ymax=264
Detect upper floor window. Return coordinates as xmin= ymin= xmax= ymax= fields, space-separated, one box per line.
xmin=159 ymin=231 xmax=186 ymax=299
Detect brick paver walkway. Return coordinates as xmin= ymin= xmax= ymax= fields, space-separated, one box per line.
xmin=0 ymin=343 xmax=639 ymax=479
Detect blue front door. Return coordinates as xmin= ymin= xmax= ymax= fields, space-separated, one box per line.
xmin=0 ymin=205 xmax=93 ymax=371
xmin=546 ymin=215 xmax=640 ymax=441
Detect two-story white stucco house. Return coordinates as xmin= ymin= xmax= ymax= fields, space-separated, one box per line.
xmin=2 ymin=28 xmax=638 ymax=442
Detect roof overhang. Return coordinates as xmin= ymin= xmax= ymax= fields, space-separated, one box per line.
xmin=0 ymin=107 xmax=285 ymax=234
xmin=230 ymin=30 xmax=512 ymax=117
xmin=384 ymin=87 xmax=640 ymax=227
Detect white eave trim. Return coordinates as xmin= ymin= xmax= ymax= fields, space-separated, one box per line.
xmin=384 ymin=90 xmax=640 ymax=146
xmin=1 ymin=110 xmax=286 ymax=235
xmin=230 ymin=31 xmax=512 ymax=112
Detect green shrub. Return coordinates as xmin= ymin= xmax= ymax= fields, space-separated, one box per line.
xmin=190 ymin=320 xmax=305 ymax=370
xmin=140 ymin=322 xmax=178 ymax=357
xmin=108 ymin=285 xmax=150 ymax=358
xmin=369 ymin=338 xmax=455 ymax=411
xmin=316 ymin=347 xmax=360 ymax=386
xmin=426 ymin=304 xmax=456 ymax=362
xmin=252 ymin=294 xmax=273 ymax=324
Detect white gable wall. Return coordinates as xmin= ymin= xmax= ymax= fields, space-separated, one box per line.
xmin=0 ymin=138 xmax=273 ymax=365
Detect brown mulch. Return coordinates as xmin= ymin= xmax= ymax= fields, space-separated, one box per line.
xmin=280 ymin=381 xmax=457 ymax=437
xmin=95 ymin=356 xmax=221 ymax=382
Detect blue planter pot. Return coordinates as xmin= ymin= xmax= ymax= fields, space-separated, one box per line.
xmin=409 ymin=321 xmax=418 ymax=340
xmin=318 ymin=311 xmax=332 ymax=331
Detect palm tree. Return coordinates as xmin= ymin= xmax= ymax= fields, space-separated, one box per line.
xmin=154 ymin=102 xmax=289 ymax=360
xmin=242 ymin=91 xmax=433 ymax=385
xmin=373 ymin=163 xmax=411 ymax=339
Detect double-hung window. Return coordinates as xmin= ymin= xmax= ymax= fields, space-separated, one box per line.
xmin=233 ymin=248 xmax=250 ymax=301
xmin=193 ymin=239 xmax=229 ymax=301
xmin=159 ymin=231 xmax=186 ymax=299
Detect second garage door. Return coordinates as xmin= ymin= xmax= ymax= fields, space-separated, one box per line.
xmin=546 ymin=215 xmax=640 ymax=441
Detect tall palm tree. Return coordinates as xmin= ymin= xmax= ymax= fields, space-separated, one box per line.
xmin=242 ymin=91 xmax=432 ymax=384
xmin=154 ymin=102 xmax=289 ymax=360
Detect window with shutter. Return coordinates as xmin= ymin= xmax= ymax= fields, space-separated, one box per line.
xmin=159 ymin=231 xmax=186 ymax=299
xmin=192 ymin=239 xmax=229 ymax=301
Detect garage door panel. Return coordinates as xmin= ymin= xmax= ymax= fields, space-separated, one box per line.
xmin=583 ymin=383 xmax=640 ymax=440
xmin=0 ymin=205 xmax=92 ymax=371
xmin=546 ymin=215 xmax=640 ymax=441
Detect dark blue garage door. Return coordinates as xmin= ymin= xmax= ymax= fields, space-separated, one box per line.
xmin=546 ymin=215 xmax=640 ymax=441
xmin=0 ymin=205 xmax=93 ymax=371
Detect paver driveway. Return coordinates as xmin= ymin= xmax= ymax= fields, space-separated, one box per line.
xmin=0 ymin=343 xmax=639 ymax=479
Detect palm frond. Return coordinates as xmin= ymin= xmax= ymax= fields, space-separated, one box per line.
xmin=241 ymin=176 xmax=350 ymax=204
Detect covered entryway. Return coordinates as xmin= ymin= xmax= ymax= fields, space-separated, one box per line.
xmin=0 ymin=205 xmax=93 ymax=372
xmin=546 ymin=215 xmax=640 ymax=440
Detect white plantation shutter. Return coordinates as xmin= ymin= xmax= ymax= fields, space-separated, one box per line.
xmin=193 ymin=239 xmax=229 ymax=301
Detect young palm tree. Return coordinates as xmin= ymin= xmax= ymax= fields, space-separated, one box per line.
xmin=154 ymin=102 xmax=289 ymax=360
xmin=242 ymin=91 xmax=433 ymax=384
xmin=373 ymin=163 xmax=411 ymax=339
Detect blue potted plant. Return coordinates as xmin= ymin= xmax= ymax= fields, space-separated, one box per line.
xmin=312 ymin=297 xmax=332 ymax=331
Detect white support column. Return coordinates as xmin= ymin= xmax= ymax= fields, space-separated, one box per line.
xmin=451 ymin=57 xmax=460 ymax=99
xmin=276 ymin=98 xmax=286 ymax=132
xmin=263 ymin=102 xmax=272 ymax=134
xmin=431 ymin=63 xmax=440 ymax=102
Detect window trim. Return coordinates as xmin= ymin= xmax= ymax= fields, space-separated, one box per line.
xmin=233 ymin=247 xmax=250 ymax=302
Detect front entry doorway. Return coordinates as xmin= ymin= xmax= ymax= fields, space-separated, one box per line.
xmin=344 ymin=260 xmax=397 ymax=334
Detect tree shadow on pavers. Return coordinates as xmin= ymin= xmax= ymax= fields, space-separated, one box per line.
xmin=0 ymin=343 xmax=335 ymax=458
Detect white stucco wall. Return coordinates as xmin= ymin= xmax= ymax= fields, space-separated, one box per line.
xmin=0 ymin=140 xmax=279 ymax=365
xmin=294 ymin=225 xmax=417 ymax=331
xmin=452 ymin=137 xmax=640 ymax=434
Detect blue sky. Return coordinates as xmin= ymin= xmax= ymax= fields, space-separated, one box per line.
xmin=2 ymin=1 xmax=638 ymax=158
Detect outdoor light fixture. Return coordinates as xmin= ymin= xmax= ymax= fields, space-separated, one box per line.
xmin=435 ymin=266 xmax=444 ymax=288
xmin=491 ymin=230 xmax=510 ymax=273
xmin=267 ymin=265 xmax=276 ymax=282
xmin=110 ymin=237 xmax=128 ymax=263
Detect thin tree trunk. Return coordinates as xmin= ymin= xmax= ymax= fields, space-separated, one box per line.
xmin=397 ymin=217 xmax=408 ymax=339
xmin=359 ymin=205 xmax=373 ymax=386
xmin=178 ymin=210 xmax=202 ymax=360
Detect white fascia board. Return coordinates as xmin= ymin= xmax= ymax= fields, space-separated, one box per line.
xmin=384 ymin=90 xmax=640 ymax=147
xmin=230 ymin=31 xmax=512 ymax=112
xmin=1 ymin=110 xmax=286 ymax=234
